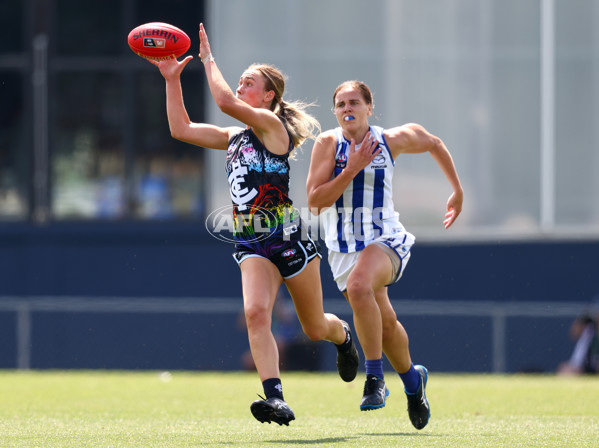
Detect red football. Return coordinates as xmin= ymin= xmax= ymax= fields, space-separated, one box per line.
xmin=128 ymin=22 xmax=191 ymax=60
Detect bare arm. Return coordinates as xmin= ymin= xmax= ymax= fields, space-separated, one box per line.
xmin=306 ymin=131 xmax=380 ymax=215
xmin=386 ymin=123 xmax=464 ymax=228
xmin=149 ymin=56 xmax=233 ymax=150
xmin=198 ymin=24 xmax=288 ymax=155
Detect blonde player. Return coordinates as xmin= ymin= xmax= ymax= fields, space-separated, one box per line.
xmin=149 ymin=25 xmax=359 ymax=426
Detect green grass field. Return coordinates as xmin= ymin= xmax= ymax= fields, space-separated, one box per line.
xmin=0 ymin=370 xmax=597 ymax=447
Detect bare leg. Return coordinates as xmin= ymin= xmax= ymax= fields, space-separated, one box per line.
xmin=285 ymin=257 xmax=345 ymax=345
xmin=239 ymin=257 xmax=283 ymax=382
xmin=375 ymin=287 xmax=412 ymax=373
xmin=344 ymin=244 xmax=393 ymax=360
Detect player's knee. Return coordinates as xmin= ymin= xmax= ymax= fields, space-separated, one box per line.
xmin=243 ymin=303 xmax=271 ymax=330
xmin=346 ymin=278 xmax=374 ymax=309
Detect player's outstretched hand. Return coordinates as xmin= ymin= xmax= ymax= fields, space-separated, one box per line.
xmin=147 ymin=56 xmax=193 ymax=81
xmin=199 ymin=23 xmax=212 ymax=62
xmin=443 ymin=191 xmax=463 ymax=229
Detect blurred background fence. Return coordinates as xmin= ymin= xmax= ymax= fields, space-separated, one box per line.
xmin=0 ymin=295 xmax=591 ymax=373
xmin=1 ymin=0 xmax=598 ymax=373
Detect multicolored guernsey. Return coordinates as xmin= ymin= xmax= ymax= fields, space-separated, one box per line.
xmin=225 ymin=128 xmax=298 ymax=255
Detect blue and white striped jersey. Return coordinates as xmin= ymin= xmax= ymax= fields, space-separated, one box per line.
xmin=321 ymin=125 xmax=407 ymax=253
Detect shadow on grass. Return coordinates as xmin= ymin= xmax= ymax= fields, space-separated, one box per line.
xmin=260 ymin=433 xmax=440 ymax=444
xmin=362 ymin=432 xmax=440 ymax=437
xmin=263 ymin=437 xmax=358 ymax=444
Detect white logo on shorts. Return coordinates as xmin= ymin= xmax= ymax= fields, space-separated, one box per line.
xmin=283 ymin=224 xmax=298 ymax=235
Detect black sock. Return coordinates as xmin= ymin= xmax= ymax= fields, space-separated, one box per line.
xmin=263 ymin=378 xmax=284 ymax=400
xmin=335 ymin=326 xmax=351 ymax=351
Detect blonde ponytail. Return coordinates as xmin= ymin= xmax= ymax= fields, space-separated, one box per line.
xmin=249 ymin=64 xmax=321 ymax=154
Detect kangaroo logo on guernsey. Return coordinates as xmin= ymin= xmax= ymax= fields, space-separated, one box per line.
xmin=228 ymin=159 xmax=257 ymax=211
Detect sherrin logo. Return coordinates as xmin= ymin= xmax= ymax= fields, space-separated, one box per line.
xmin=132 ymin=28 xmax=180 ymax=43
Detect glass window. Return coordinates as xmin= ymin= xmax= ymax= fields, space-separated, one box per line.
xmin=132 ymin=70 xmax=205 ymax=219
xmin=56 ymin=0 xmax=122 ymax=55
xmin=0 ymin=1 xmax=24 ymax=53
xmin=2 ymin=0 xmax=208 ymax=223
xmin=134 ymin=0 xmax=204 ymax=38
xmin=8 ymin=0 xmax=597 ymax=233
xmin=52 ymin=72 xmax=126 ymax=219
xmin=0 ymin=71 xmax=28 ymax=219
xmin=555 ymin=0 xmax=599 ymax=227
xmin=51 ymin=69 xmax=206 ymax=220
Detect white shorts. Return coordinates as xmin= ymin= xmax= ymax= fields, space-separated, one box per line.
xmin=327 ymin=231 xmax=415 ymax=292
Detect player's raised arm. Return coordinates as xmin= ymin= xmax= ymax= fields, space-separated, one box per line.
xmin=199 ymin=23 xmax=288 ymax=155
xmin=148 ymin=56 xmax=232 ymax=150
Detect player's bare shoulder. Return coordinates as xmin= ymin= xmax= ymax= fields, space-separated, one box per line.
xmin=316 ymin=129 xmax=337 ymax=144
xmin=385 ymin=123 xmax=425 ymax=141
xmin=312 ymin=129 xmax=338 ymax=154
xmin=385 ymin=123 xmax=434 ymax=155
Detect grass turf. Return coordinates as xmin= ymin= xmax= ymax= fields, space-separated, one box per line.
xmin=0 ymin=370 xmax=597 ymax=447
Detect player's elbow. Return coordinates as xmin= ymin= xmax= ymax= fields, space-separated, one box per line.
xmin=432 ymin=135 xmax=444 ymax=149
xmin=308 ymin=205 xmax=323 ymax=216
xmin=169 ymin=126 xmax=187 ymax=142
xmin=169 ymin=127 xmax=183 ymax=141
xmin=307 ymin=194 xmax=325 ymax=216
xmin=170 ymin=118 xmax=199 ymax=143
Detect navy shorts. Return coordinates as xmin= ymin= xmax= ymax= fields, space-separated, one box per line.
xmin=233 ymin=234 xmax=321 ymax=279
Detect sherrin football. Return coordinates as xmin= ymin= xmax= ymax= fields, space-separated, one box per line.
xmin=128 ymin=22 xmax=190 ymax=60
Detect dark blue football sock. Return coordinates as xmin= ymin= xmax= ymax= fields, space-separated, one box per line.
xmin=365 ymin=358 xmax=384 ymax=380
xmin=263 ymin=378 xmax=284 ymax=400
xmin=400 ymin=363 xmax=420 ymax=394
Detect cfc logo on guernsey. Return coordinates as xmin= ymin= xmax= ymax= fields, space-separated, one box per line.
xmin=228 ymin=159 xmax=257 ymax=211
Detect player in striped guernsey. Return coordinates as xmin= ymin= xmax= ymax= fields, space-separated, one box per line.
xmin=307 ymin=80 xmax=463 ymax=429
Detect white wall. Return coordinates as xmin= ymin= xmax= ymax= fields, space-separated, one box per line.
xmin=204 ymin=0 xmax=599 ymax=240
